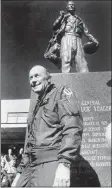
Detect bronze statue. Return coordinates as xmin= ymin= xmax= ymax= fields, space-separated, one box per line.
xmin=44 ymin=1 xmax=99 ymax=73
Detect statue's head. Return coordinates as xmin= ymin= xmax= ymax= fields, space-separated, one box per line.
xmin=66 ymin=1 xmax=76 ymax=13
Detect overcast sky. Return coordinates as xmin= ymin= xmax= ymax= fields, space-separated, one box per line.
xmin=1 ymin=0 xmax=111 ymax=99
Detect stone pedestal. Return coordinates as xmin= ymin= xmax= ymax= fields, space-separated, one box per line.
xmin=29 ymin=71 xmax=111 ymax=187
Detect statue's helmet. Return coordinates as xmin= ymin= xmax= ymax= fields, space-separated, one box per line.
xmin=83 ymin=42 xmax=99 ymax=54
xmin=66 ymin=1 xmax=76 ymax=12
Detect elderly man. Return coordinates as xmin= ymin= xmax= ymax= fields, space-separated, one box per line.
xmin=15 ymin=65 xmax=100 ymax=187
xmin=14 ymin=65 xmax=83 ymax=187
xmin=44 ymin=1 xmax=99 ymax=73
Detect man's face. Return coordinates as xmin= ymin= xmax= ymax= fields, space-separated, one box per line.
xmin=8 ymin=149 xmax=12 ymax=155
xmin=19 ymin=148 xmax=23 ymax=155
xmin=29 ymin=66 xmax=49 ymax=94
xmin=1 ymin=158 xmax=5 ymax=168
xmin=67 ymin=1 xmax=75 ymax=12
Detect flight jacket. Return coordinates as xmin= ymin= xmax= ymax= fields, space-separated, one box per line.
xmin=24 ymin=84 xmax=83 ymax=165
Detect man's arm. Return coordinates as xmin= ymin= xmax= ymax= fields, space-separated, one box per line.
xmin=83 ymin=22 xmax=99 ymax=44
xmin=53 ymin=87 xmax=83 ymax=186
xmin=57 ymin=87 xmax=83 ymax=163
xmin=53 ymin=11 xmax=65 ymax=31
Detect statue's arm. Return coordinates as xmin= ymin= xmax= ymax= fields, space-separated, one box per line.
xmin=53 ymin=11 xmax=65 ymax=31
xmin=83 ymin=22 xmax=99 ymax=44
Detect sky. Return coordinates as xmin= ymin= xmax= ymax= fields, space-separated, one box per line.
xmin=1 ymin=0 xmax=111 ymax=99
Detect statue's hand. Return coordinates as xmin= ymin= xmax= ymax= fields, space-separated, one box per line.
xmin=95 ymin=40 xmax=99 ymax=46
xmin=90 ymin=38 xmax=99 ymax=46
xmin=60 ymin=10 xmax=65 ymax=17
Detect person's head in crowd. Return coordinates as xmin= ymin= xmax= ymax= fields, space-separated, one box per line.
xmin=10 ymin=158 xmax=16 ymax=167
xmin=29 ymin=65 xmax=51 ymax=95
xmin=1 ymin=154 xmax=4 ymax=160
xmin=19 ymin=148 xmax=24 ymax=155
xmin=8 ymin=148 xmax=13 ymax=155
xmin=20 ymin=153 xmax=30 ymax=167
xmin=1 ymin=175 xmax=10 ymax=187
xmin=1 ymin=157 xmax=5 ymax=169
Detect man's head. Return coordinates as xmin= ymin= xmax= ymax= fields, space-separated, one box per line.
xmin=8 ymin=148 xmax=12 ymax=155
xmin=66 ymin=1 xmax=76 ymax=13
xmin=10 ymin=159 xmax=16 ymax=167
xmin=29 ymin=65 xmax=51 ymax=94
xmin=19 ymin=148 xmax=24 ymax=155
xmin=1 ymin=157 xmax=5 ymax=168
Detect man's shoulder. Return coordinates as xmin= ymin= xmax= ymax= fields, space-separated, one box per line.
xmin=50 ymin=84 xmax=64 ymax=97
xmin=54 ymin=84 xmax=70 ymax=92
xmin=75 ymin=14 xmax=83 ymax=22
xmin=55 ymin=85 xmax=83 ymax=117
xmin=50 ymin=83 xmax=78 ymax=100
xmin=54 ymin=84 xmax=74 ymax=99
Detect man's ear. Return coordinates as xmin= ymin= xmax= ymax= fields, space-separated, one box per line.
xmin=47 ymin=75 xmax=51 ymax=84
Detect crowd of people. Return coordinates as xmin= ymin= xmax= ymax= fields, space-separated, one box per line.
xmin=1 ymin=148 xmax=23 ymax=187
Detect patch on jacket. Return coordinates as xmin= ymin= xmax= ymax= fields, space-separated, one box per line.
xmin=63 ymin=87 xmax=73 ymax=101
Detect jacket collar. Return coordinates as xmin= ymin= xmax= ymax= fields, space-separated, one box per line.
xmin=38 ymin=83 xmax=56 ymax=106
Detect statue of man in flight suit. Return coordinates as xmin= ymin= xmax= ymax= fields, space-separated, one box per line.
xmin=44 ymin=1 xmax=99 ymax=73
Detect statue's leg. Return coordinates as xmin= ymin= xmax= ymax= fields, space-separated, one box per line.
xmin=61 ymin=55 xmax=71 ymax=73
xmin=60 ymin=35 xmax=72 ymax=73
xmin=75 ymin=38 xmax=89 ymax=73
